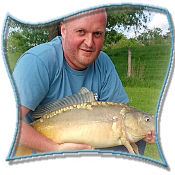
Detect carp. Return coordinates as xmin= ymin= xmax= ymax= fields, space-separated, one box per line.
xmin=15 ymin=87 xmax=155 ymax=156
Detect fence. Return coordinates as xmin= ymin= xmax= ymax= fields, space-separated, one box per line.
xmin=102 ymin=44 xmax=172 ymax=89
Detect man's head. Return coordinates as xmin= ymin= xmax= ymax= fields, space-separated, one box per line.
xmin=61 ymin=8 xmax=107 ymax=70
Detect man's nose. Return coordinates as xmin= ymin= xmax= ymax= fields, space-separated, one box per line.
xmin=84 ymin=33 xmax=94 ymax=48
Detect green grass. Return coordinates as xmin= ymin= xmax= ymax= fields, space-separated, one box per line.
xmin=103 ymin=45 xmax=171 ymax=89
xmin=125 ymin=87 xmax=161 ymax=114
xmin=6 ymin=52 xmax=22 ymax=74
xmin=125 ymin=87 xmax=163 ymax=162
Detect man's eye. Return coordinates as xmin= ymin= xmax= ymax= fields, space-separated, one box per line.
xmin=77 ymin=30 xmax=84 ymax=34
xmin=94 ymin=32 xmax=101 ymax=36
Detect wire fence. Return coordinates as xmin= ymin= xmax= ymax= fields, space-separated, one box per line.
xmin=103 ymin=44 xmax=172 ymax=89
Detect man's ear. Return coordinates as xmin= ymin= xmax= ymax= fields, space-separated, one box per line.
xmin=60 ymin=22 xmax=66 ymax=38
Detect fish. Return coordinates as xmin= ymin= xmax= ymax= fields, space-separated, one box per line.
xmin=14 ymin=87 xmax=155 ymax=156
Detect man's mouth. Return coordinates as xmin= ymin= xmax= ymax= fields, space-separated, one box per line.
xmin=80 ymin=48 xmax=93 ymax=53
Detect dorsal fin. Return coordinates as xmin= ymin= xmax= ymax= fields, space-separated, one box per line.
xmin=32 ymin=87 xmax=96 ymax=118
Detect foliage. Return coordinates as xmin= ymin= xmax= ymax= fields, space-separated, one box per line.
xmin=5 ymin=5 xmax=151 ymax=53
xmin=3 ymin=39 xmax=8 ymax=52
xmin=103 ymin=27 xmax=170 ymax=49
xmin=7 ymin=30 xmax=29 ymax=53
xmin=5 ymin=17 xmax=49 ymax=53
xmin=127 ymin=38 xmax=140 ymax=47
xmin=106 ymin=35 xmax=140 ymax=49
xmin=136 ymin=28 xmax=171 ymax=46
xmin=104 ymin=5 xmax=151 ymax=46
xmin=103 ymin=31 xmax=124 ymax=47
xmin=106 ymin=5 xmax=150 ymax=31
xmin=163 ymin=30 xmax=171 ymax=44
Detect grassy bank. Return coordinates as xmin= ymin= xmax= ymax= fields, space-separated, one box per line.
xmin=103 ymin=45 xmax=171 ymax=89
xmin=5 ymin=52 xmax=22 ymax=74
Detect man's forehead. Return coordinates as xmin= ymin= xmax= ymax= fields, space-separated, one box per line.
xmin=63 ymin=8 xmax=106 ymax=24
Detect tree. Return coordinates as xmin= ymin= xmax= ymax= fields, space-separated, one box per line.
xmin=7 ymin=30 xmax=27 ymax=53
xmin=48 ymin=20 xmax=61 ymax=41
xmin=103 ymin=33 xmax=139 ymax=49
xmin=7 ymin=28 xmax=49 ymax=53
xmin=6 ymin=17 xmax=61 ymax=51
xmin=103 ymin=31 xmax=124 ymax=47
xmin=5 ymin=5 xmax=151 ymax=53
xmin=106 ymin=5 xmax=150 ymax=31
xmin=104 ymin=5 xmax=151 ymax=46
xmin=136 ymin=28 xmax=165 ymax=46
xmin=163 ymin=28 xmax=171 ymax=44
xmin=5 ymin=17 xmax=49 ymax=53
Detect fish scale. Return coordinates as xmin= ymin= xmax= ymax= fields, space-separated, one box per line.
xmin=15 ymin=87 xmax=155 ymax=156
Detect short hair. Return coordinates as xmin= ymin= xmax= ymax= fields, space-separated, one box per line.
xmin=63 ymin=8 xmax=107 ymax=24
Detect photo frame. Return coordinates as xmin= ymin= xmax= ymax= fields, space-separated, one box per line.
xmin=1 ymin=2 xmax=174 ymax=174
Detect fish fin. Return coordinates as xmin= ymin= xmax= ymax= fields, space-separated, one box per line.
xmin=15 ymin=146 xmax=33 ymax=157
xmin=131 ymin=143 xmax=139 ymax=154
xmin=121 ymin=138 xmax=135 ymax=154
xmin=32 ymin=87 xmax=96 ymax=118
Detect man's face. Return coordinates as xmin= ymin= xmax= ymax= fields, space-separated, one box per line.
xmin=61 ymin=9 xmax=107 ymax=70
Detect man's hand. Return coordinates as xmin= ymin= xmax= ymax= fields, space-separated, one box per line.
xmin=143 ymin=130 xmax=156 ymax=143
xmin=58 ymin=143 xmax=92 ymax=151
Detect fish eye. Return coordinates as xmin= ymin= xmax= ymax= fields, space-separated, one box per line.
xmin=144 ymin=116 xmax=150 ymax=122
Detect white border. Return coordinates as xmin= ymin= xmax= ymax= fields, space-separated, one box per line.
xmin=0 ymin=0 xmax=174 ymax=174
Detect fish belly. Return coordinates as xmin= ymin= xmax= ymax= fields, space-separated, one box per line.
xmin=32 ymin=106 xmax=123 ymax=148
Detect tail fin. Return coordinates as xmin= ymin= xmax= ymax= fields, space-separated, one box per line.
xmin=15 ymin=146 xmax=33 ymax=157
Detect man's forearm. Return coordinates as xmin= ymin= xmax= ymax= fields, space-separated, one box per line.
xmin=18 ymin=120 xmax=60 ymax=152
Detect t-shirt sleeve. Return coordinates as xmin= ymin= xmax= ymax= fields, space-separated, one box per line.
xmin=98 ymin=52 xmax=129 ymax=104
xmin=12 ymin=53 xmax=50 ymax=111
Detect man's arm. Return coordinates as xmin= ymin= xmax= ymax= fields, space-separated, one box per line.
xmin=17 ymin=105 xmax=92 ymax=152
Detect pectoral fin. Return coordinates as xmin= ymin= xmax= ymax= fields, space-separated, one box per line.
xmin=131 ymin=143 xmax=139 ymax=154
xmin=121 ymin=138 xmax=135 ymax=154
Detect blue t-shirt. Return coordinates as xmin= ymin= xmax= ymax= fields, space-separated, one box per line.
xmin=13 ymin=36 xmax=129 ymax=114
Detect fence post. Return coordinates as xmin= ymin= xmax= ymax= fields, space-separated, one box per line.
xmin=127 ymin=48 xmax=131 ymax=77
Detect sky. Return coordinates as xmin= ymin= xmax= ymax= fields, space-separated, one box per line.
xmin=127 ymin=10 xmax=170 ymax=38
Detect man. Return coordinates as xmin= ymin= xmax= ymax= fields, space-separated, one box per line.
xmin=12 ymin=8 xmax=155 ymax=156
